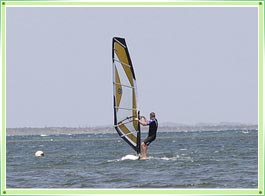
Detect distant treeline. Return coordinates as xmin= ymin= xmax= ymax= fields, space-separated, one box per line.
xmin=6 ymin=123 xmax=258 ymax=136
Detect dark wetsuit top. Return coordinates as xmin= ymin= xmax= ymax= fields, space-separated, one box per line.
xmin=143 ymin=118 xmax=158 ymax=146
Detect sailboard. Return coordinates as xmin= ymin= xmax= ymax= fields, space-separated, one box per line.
xmin=112 ymin=37 xmax=141 ymax=155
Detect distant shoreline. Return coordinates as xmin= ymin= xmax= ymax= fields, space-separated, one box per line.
xmin=6 ymin=124 xmax=258 ymax=136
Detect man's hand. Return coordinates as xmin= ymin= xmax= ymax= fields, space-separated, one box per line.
xmin=140 ymin=115 xmax=147 ymax=121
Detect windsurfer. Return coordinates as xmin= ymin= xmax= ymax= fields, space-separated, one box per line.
xmin=138 ymin=112 xmax=158 ymax=159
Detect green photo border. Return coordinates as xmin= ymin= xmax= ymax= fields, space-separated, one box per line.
xmin=1 ymin=1 xmax=264 ymax=195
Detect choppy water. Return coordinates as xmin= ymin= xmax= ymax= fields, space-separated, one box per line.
xmin=6 ymin=130 xmax=258 ymax=188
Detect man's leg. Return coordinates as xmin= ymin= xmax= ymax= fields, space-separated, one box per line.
xmin=141 ymin=142 xmax=148 ymax=159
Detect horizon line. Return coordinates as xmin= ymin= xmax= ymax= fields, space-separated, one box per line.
xmin=6 ymin=121 xmax=258 ymax=129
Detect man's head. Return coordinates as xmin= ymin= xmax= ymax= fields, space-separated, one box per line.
xmin=150 ymin=112 xmax=156 ymax=119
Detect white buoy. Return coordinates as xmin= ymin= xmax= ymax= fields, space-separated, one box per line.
xmin=35 ymin=151 xmax=44 ymax=157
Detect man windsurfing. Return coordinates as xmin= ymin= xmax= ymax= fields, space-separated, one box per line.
xmin=138 ymin=112 xmax=158 ymax=159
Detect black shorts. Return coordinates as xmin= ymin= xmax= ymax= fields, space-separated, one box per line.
xmin=143 ymin=136 xmax=156 ymax=146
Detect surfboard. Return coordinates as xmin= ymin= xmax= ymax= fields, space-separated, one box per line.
xmin=121 ymin=154 xmax=140 ymax=160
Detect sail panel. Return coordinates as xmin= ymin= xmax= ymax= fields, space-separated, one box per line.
xmin=118 ymin=124 xmax=137 ymax=144
xmin=114 ymin=42 xmax=134 ymax=86
xmin=115 ymin=67 xmax=122 ymax=108
xmin=114 ymin=52 xmax=131 ymax=87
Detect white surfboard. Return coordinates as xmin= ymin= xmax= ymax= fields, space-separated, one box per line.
xmin=121 ymin=154 xmax=140 ymax=160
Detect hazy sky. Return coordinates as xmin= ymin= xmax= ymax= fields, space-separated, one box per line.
xmin=6 ymin=6 xmax=258 ymax=128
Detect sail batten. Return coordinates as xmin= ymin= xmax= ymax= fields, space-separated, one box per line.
xmin=113 ymin=82 xmax=135 ymax=89
xmin=115 ymin=107 xmax=137 ymax=111
xmin=112 ymin=37 xmax=141 ymax=154
xmin=113 ymin=59 xmax=132 ymax=68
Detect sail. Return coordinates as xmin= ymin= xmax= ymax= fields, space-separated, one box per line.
xmin=112 ymin=37 xmax=141 ymax=154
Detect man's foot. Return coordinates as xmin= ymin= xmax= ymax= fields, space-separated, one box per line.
xmin=141 ymin=156 xmax=147 ymax=160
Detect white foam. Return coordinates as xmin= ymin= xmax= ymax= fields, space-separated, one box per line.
xmin=148 ymin=156 xmax=179 ymax=161
xmin=107 ymin=159 xmax=120 ymax=163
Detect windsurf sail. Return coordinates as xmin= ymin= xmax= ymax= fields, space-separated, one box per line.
xmin=112 ymin=37 xmax=141 ymax=154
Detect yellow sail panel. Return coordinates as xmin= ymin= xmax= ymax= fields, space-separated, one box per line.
xmin=114 ymin=42 xmax=129 ymax=65
xmin=118 ymin=124 xmax=137 ymax=144
xmin=114 ymin=42 xmax=134 ymax=87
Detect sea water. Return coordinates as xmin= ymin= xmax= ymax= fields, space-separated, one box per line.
xmin=6 ymin=130 xmax=258 ymax=188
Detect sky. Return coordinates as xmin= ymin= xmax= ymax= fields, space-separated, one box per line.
xmin=6 ymin=6 xmax=258 ymax=128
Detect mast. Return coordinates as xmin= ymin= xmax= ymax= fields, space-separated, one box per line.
xmin=137 ymin=110 xmax=141 ymax=155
